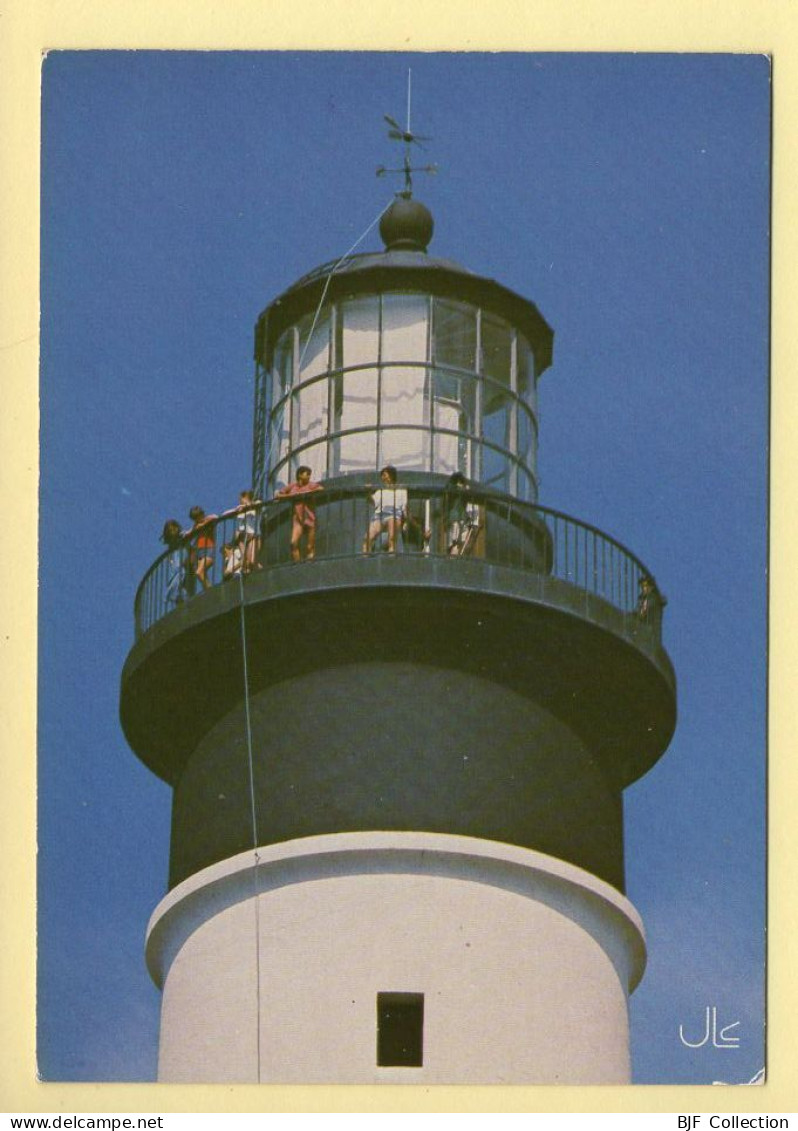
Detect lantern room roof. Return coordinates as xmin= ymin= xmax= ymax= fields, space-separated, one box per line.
xmin=254 ymin=200 xmax=555 ymax=377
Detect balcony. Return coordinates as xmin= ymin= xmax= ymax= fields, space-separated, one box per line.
xmin=123 ymin=477 xmax=675 ymax=791
xmin=136 ymin=479 xmax=666 ymax=648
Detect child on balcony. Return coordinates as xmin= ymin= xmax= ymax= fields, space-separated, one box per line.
xmin=161 ymin=519 xmax=187 ymax=608
xmin=187 ymin=506 xmax=218 ymax=591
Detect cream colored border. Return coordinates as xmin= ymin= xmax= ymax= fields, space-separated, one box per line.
xmin=2 ymin=0 xmax=794 ymax=1114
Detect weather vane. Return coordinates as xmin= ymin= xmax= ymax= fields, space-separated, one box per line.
xmin=376 ymin=69 xmax=437 ymax=198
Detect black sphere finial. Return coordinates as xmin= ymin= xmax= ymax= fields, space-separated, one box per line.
xmin=379 ymin=196 xmax=434 ymax=252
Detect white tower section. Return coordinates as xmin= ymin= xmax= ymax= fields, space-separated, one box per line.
xmin=146 ymin=833 xmax=646 ymax=1084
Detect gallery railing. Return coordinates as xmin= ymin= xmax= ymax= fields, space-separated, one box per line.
xmin=133 ymin=482 xmax=665 ymax=644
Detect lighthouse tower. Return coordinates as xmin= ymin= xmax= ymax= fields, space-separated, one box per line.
xmin=120 ymin=182 xmax=676 ymax=1084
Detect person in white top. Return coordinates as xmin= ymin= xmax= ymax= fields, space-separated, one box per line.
xmin=363 ymin=465 xmax=407 ymax=555
xmin=221 ymin=489 xmax=262 ymax=576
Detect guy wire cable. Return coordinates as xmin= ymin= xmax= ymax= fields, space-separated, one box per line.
xmin=296 ymin=197 xmax=396 ymax=375
xmin=238 ymin=198 xmax=393 ymax=1080
xmin=237 ymin=557 xmax=263 ymax=1082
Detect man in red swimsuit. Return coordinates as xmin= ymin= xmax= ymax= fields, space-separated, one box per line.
xmin=276 ymin=467 xmax=323 ymax=562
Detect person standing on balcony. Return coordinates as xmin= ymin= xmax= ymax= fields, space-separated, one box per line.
xmin=276 ymin=467 xmax=324 ymax=562
xmin=636 ymin=575 xmax=667 ymax=630
xmin=221 ymin=490 xmax=262 ymax=577
xmin=222 ymin=538 xmax=243 ymax=580
xmin=234 ymin=489 xmax=263 ymax=572
xmin=364 ymin=465 xmax=407 ymax=555
xmin=444 ymin=472 xmax=480 ymax=557
xmin=187 ymin=505 xmax=218 ymax=591
xmin=161 ymin=519 xmax=187 ymax=609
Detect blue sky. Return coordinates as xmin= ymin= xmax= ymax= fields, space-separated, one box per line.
xmin=38 ymin=51 xmax=769 ymax=1084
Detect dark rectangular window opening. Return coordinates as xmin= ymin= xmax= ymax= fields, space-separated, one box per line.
xmin=376 ymin=991 xmax=424 ymax=1067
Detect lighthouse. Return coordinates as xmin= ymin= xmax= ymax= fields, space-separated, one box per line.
xmin=119 ymin=139 xmax=676 ymax=1083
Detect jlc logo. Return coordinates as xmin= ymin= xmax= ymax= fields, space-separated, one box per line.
xmin=679 ymin=1006 xmax=740 ymax=1048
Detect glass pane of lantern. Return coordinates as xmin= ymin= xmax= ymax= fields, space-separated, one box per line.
xmin=298 ymin=310 xmax=330 ymax=383
xmin=380 ymin=427 xmax=430 ymax=470
xmin=272 ymin=327 xmax=294 ymax=403
xmin=292 ymin=375 xmax=329 ymax=448
xmin=340 ymin=297 xmax=379 ymax=367
xmin=381 ymin=365 xmax=428 ymax=428
xmin=517 ymin=335 xmax=537 ymax=414
xmin=482 ymin=442 xmax=510 ymax=493
xmin=381 ymin=294 xmax=429 ymax=362
xmin=481 ymin=313 xmax=512 ymax=384
xmin=432 ymin=299 xmax=477 ymax=370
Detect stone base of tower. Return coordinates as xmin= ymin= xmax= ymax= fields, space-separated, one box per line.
xmin=145 ymin=832 xmax=646 ymax=1084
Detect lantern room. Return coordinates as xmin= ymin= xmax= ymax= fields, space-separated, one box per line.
xmin=252 ymin=197 xmax=554 ymax=501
